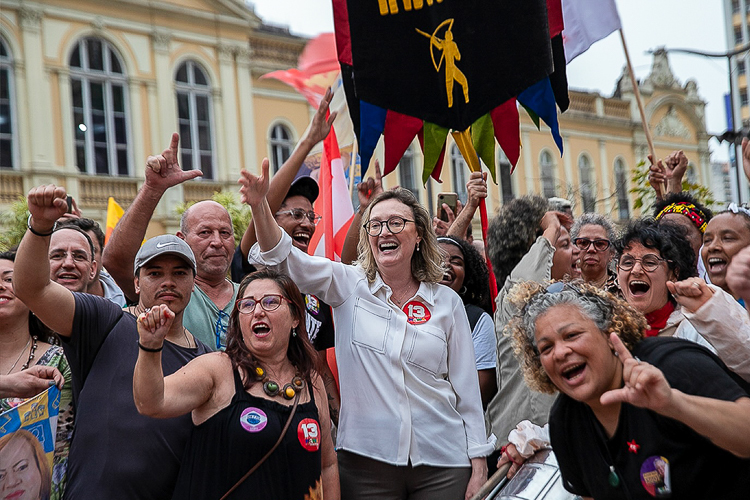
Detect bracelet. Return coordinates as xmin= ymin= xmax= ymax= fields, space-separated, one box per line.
xmin=27 ymin=214 xmax=56 ymax=237
xmin=137 ymin=341 xmax=163 ymax=353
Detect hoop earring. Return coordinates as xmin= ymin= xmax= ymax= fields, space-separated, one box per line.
xmin=459 ymin=286 xmax=467 ymax=295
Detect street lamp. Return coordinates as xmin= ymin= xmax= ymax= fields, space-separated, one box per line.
xmin=650 ymin=42 xmax=750 ymax=204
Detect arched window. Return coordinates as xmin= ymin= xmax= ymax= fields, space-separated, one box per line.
xmin=269 ymin=123 xmax=294 ymax=173
xmin=450 ymin=144 xmax=468 ymax=203
xmin=176 ymin=61 xmax=214 ymax=179
xmin=398 ymin=145 xmax=418 ymax=195
xmin=498 ymin=149 xmax=514 ymax=204
xmin=614 ymin=158 xmax=630 ymax=220
xmin=578 ymin=154 xmax=596 ymax=212
xmin=70 ymin=37 xmax=129 ymax=175
xmin=540 ymin=151 xmax=556 ymax=198
xmin=0 ymin=37 xmax=15 ymax=169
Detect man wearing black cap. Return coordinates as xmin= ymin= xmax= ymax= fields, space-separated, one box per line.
xmin=15 ymin=184 xmax=210 ymax=500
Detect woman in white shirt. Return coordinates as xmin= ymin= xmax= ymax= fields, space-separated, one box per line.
xmin=240 ymin=163 xmax=495 ymax=500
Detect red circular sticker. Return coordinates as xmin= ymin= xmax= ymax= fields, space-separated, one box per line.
xmin=297 ymin=418 xmax=320 ymax=452
xmin=403 ymin=301 xmax=431 ymax=325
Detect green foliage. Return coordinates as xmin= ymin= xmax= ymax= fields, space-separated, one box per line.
xmin=0 ymin=197 xmax=30 ymax=252
xmin=630 ymin=160 xmax=716 ymax=215
xmin=175 ymin=191 xmax=252 ymax=247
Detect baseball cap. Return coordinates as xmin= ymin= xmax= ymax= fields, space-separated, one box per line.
xmin=286 ymin=176 xmax=319 ymax=204
xmin=134 ymin=235 xmax=197 ymax=275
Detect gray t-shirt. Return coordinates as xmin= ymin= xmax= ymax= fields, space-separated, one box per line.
xmin=62 ymin=293 xmax=210 ymax=500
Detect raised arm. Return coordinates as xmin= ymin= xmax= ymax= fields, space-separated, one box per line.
xmin=447 ymin=171 xmax=487 ymax=240
xmin=102 ymin=133 xmax=202 ymax=302
xmin=239 ymin=90 xmax=336 ymax=260
xmin=14 ymin=185 xmax=77 ymax=337
xmin=239 ymin=159 xmax=282 ymax=252
xmin=133 ymin=304 xmax=215 ymax=418
xmin=601 ymin=333 xmax=750 ymax=458
xmin=341 ymin=161 xmax=383 ymax=264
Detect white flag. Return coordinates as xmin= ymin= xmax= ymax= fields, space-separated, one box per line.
xmin=562 ymin=0 xmax=622 ymax=63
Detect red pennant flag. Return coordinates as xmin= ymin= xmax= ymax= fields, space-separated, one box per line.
xmin=383 ymin=110 xmax=424 ymax=176
xmin=490 ymin=99 xmax=520 ymax=171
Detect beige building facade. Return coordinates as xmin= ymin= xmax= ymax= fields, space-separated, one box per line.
xmin=0 ymin=0 xmax=711 ymax=238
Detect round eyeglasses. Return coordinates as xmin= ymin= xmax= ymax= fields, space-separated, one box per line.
xmin=618 ymin=254 xmax=667 ymax=272
xmin=274 ymin=208 xmax=322 ymax=225
xmin=236 ymin=294 xmax=291 ymax=314
xmin=573 ymin=238 xmax=611 ymax=252
xmin=363 ymin=216 xmax=415 ymax=236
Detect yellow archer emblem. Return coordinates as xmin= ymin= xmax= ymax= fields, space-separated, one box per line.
xmin=416 ymin=19 xmax=469 ymax=108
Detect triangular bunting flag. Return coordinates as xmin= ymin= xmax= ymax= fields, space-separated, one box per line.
xmin=421 ymin=122 xmax=449 ymax=184
xmin=383 ymin=110 xmax=424 ymax=176
xmin=470 ymin=114 xmax=497 ymax=184
xmin=518 ymin=78 xmax=564 ymax=155
xmin=490 ymin=99 xmax=520 ymax=172
xmin=359 ymin=101 xmax=387 ymax=176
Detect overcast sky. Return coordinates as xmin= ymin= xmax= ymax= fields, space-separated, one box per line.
xmin=248 ymin=0 xmax=732 ymax=161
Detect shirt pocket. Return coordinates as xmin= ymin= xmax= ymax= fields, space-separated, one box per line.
xmin=406 ymin=324 xmax=448 ymax=377
xmin=351 ymin=298 xmax=391 ymax=353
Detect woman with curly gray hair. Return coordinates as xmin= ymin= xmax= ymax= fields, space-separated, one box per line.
xmin=484 ymin=196 xmax=579 ymax=472
xmin=507 ymin=280 xmax=750 ymax=500
xmin=240 ymin=165 xmax=494 ymax=500
xmin=571 ymin=213 xmax=618 ymax=293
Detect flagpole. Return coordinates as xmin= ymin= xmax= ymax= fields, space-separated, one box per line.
xmin=619 ymin=29 xmax=665 ymax=197
xmin=348 ymin=138 xmax=359 ymax=197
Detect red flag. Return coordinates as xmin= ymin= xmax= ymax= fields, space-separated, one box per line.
xmin=309 ymin=121 xmax=354 ymax=261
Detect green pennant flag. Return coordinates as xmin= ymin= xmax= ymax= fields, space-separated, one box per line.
xmin=521 ymin=103 xmax=541 ymax=130
xmin=422 ymin=121 xmax=449 ymax=184
xmin=471 ymin=114 xmax=497 ymax=185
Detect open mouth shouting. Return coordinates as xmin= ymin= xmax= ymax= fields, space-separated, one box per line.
xmin=561 ymin=362 xmax=587 ymax=384
xmin=291 ymin=230 xmax=312 ymax=251
xmin=706 ymin=256 xmax=728 ymax=277
xmin=628 ymin=280 xmax=650 ymax=296
xmin=252 ymin=321 xmax=271 ymax=338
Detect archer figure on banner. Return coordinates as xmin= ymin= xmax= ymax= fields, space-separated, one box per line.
xmin=416 ymin=19 xmax=469 ymax=108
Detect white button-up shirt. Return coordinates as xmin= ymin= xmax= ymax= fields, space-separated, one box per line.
xmin=250 ymin=231 xmax=495 ymax=466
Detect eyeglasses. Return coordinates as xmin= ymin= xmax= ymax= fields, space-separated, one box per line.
xmin=573 ymin=238 xmax=611 ymax=252
xmin=618 ymin=254 xmax=668 ymax=272
xmin=363 ymin=216 xmax=415 ymax=236
xmin=274 ymin=208 xmax=322 ymax=225
xmin=236 ymin=294 xmax=291 ymax=314
xmin=215 ymin=309 xmax=229 ymax=350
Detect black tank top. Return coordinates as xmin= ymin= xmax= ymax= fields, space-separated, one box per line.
xmin=171 ymin=369 xmax=323 ymax=500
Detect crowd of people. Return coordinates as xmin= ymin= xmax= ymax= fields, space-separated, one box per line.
xmin=2 ymin=89 xmax=750 ymax=500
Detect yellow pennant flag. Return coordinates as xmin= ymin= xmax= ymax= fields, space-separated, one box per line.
xmin=105 ymin=197 xmax=124 ymax=246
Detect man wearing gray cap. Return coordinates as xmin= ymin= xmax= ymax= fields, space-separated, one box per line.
xmin=15 ymin=184 xmax=210 ymax=500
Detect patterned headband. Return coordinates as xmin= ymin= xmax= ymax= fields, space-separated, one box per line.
xmin=655 ymin=202 xmax=708 ymax=233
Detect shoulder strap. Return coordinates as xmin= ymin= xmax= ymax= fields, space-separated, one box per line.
xmin=219 ymin=391 xmax=301 ymax=500
xmin=465 ymin=304 xmax=484 ymax=331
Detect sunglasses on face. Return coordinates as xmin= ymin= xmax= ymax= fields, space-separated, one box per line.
xmin=573 ymin=238 xmax=611 ymax=252
xmin=275 ymin=208 xmax=322 ymax=225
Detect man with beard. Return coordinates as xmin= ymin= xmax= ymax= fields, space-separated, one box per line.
xmin=15 ymin=185 xmax=210 ymax=499
xmin=103 ymin=136 xmax=238 ymax=351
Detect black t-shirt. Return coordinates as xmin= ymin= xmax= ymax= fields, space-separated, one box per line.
xmin=304 ymin=293 xmax=335 ymax=351
xmin=550 ymin=337 xmax=750 ymax=500
xmin=62 ymin=293 xmax=211 ymax=500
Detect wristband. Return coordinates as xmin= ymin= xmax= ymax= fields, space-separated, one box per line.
xmin=137 ymin=341 xmax=163 ymax=353
xmin=27 ymin=214 xmax=56 ymax=237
